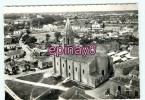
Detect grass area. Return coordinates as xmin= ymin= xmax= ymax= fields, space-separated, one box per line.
xmin=5 ymin=80 xmax=50 ymax=100
xmin=32 ymin=86 xmax=50 ymax=98
xmin=17 ymin=73 xmax=44 ymax=82
xmin=62 ymin=80 xmax=92 ymax=90
xmin=41 ymin=76 xmax=64 ymax=85
xmin=5 ymin=91 xmax=14 ymax=100
xmin=37 ymin=89 xmax=64 ymax=100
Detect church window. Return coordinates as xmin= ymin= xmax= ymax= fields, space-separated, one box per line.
xmin=118 ymin=86 xmax=121 ymax=92
xmin=83 ymin=70 xmax=85 ymax=74
xmin=67 ymin=38 xmax=69 ymax=44
xmin=69 ymin=73 xmax=71 ymax=77
xmin=102 ymin=70 xmax=104 ymax=76
xmin=135 ymin=91 xmax=138 ymax=97
xmin=63 ymin=64 xmax=64 ymax=67
xmin=69 ymin=65 xmax=70 ymax=69
xmin=57 ymin=62 xmax=58 ymax=65
xmin=76 ymin=67 xmax=77 ymax=71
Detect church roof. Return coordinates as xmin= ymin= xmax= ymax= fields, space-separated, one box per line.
xmin=59 ymin=52 xmax=108 ymax=63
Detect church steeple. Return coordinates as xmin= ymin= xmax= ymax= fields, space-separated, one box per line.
xmin=62 ymin=18 xmax=74 ymax=46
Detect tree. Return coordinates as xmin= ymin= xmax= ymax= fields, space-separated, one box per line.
xmin=54 ymin=32 xmax=61 ymax=43
xmin=22 ymin=34 xmax=37 ymax=44
xmin=80 ymin=38 xmax=93 ymax=45
xmin=102 ymin=22 xmax=105 ymax=29
xmin=73 ymin=33 xmax=80 ymax=38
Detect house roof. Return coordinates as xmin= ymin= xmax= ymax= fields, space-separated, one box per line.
xmin=129 ymin=70 xmax=139 ymax=76
xmin=59 ymin=86 xmax=94 ymax=99
xmin=114 ymin=58 xmax=139 ymax=69
xmin=5 ymin=51 xmax=21 ymax=56
xmin=110 ymin=76 xmax=139 ymax=87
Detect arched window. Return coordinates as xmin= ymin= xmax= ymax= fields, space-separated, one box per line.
xmin=102 ymin=70 xmax=104 ymax=76
xmin=67 ymin=38 xmax=69 ymax=44
xmin=64 ymin=38 xmax=65 ymax=44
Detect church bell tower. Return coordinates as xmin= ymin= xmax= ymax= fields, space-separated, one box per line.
xmin=62 ymin=18 xmax=74 ymax=46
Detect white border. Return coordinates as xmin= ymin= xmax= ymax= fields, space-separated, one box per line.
xmin=1 ymin=0 xmax=145 ymax=100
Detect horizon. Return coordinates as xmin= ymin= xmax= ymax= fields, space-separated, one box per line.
xmin=4 ymin=3 xmax=138 ymax=14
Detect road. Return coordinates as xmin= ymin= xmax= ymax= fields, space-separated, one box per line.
xmin=85 ymin=80 xmax=111 ymax=99
xmin=19 ymin=33 xmax=32 ymax=61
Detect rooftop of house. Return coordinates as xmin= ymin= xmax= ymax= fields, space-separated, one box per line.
xmin=59 ymin=52 xmax=108 ymax=63
xmin=59 ymin=86 xmax=94 ymax=99
xmin=114 ymin=58 xmax=139 ymax=69
xmin=110 ymin=76 xmax=139 ymax=87
xmin=5 ymin=50 xmax=22 ymax=56
xmin=129 ymin=69 xmax=139 ymax=76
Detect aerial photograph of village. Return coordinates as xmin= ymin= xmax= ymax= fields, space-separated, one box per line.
xmin=4 ymin=4 xmax=139 ymax=100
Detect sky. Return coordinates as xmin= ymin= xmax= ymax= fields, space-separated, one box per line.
xmin=4 ymin=3 xmax=138 ymax=13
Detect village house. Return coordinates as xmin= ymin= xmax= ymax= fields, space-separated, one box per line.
xmin=109 ymin=58 xmax=139 ymax=99
xmin=4 ymin=35 xmax=13 ymax=44
xmin=59 ymin=86 xmax=94 ymax=100
xmin=110 ymin=76 xmax=139 ymax=99
xmin=114 ymin=58 xmax=139 ymax=77
xmin=4 ymin=44 xmax=21 ymax=51
xmin=52 ymin=18 xmax=113 ymax=88
xmin=4 ymin=50 xmax=25 ymax=59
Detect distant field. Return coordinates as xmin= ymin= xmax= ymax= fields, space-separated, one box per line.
xmin=17 ymin=73 xmax=44 ymax=82
xmin=5 ymin=80 xmax=50 ymax=100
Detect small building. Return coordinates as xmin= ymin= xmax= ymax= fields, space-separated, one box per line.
xmin=114 ymin=58 xmax=139 ymax=77
xmin=59 ymin=86 xmax=95 ymax=100
xmin=4 ymin=35 xmax=13 ymax=44
xmin=110 ymin=76 xmax=140 ymax=99
xmin=4 ymin=50 xmax=25 ymax=59
xmin=130 ymin=46 xmax=139 ymax=57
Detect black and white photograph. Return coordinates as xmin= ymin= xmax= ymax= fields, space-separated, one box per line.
xmin=4 ymin=3 xmax=139 ymax=100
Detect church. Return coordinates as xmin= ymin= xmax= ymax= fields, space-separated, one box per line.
xmin=52 ymin=18 xmax=113 ymax=88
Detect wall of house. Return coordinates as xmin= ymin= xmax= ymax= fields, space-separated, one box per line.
xmin=74 ymin=61 xmax=81 ymax=81
xmin=67 ymin=59 xmax=74 ymax=80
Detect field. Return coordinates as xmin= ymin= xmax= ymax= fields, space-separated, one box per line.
xmin=36 ymin=89 xmax=64 ymax=100
xmin=41 ymin=76 xmax=64 ymax=85
xmin=5 ymin=80 xmax=50 ymax=100
xmin=17 ymin=73 xmax=44 ymax=82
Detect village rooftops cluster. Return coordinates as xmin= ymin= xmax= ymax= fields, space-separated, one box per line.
xmin=110 ymin=76 xmax=139 ymax=87
xmin=114 ymin=58 xmax=139 ymax=68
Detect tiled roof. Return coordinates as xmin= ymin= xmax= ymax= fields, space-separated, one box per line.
xmin=129 ymin=70 xmax=139 ymax=75
xmin=59 ymin=86 xmax=94 ymax=99
xmin=114 ymin=58 xmax=139 ymax=69
xmin=111 ymin=76 xmax=139 ymax=87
